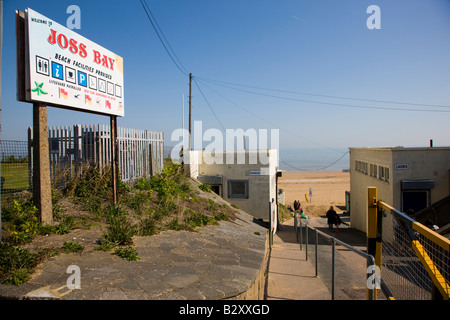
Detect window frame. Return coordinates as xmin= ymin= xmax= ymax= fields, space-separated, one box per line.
xmin=227 ymin=179 xmax=249 ymax=199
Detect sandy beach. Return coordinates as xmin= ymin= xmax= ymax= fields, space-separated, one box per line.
xmin=278 ymin=171 xmax=350 ymax=218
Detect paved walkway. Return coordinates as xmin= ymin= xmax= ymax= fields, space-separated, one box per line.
xmin=265 ymin=218 xmax=330 ymax=300
xmin=266 ymin=215 xmax=374 ymax=300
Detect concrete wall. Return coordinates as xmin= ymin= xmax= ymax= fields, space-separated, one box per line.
xmin=391 ymin=148 xmax=450 ymax=209
xmin=349 ymin=147 xmax=450 ymax=234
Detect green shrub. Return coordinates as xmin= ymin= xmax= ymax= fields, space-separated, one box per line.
xmin=138 ymin=216 xmax=157 ymax=236
xmin=0 ymin=243 xmax=38 ymax=285
xmin=199 ymin=184 xmax=212 ymax=192
xmin=101 ymin=205 xmax=136 ymax=246
xmin=206 ymin=199 xmax=218 ymax=212
xmin=150 ymin=163 xmax=190 ymax=203
xmin=114 ymin=247 xmax=140 ymax=261
xmin=167 ymin=217 xmax=184 ymax=231
xmin=184 ymin=211 xmax=213 ymax=229
xmin=3 ymin=200 xmax=39 ymax=244
xmin=38 ymin=216 xmax=77 ymax=235
xmin=213 ymin=212 xmax=228 ymax=221
xmin=127 ymin=190 xmax=153 ymax=213
xmin=62 ymin=241 xmax=84 ymax=253
xmin=134 ymin=177 xmax=152 ymax=190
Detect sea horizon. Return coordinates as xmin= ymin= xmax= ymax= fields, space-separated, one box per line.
xmin=164 ymin=145 xmax=350 ymax=172
xmin=279 ymin=147 xmax=350 ymax=172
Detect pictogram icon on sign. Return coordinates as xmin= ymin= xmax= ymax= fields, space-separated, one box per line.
xmin=77 ymin=71 xmax=87 ymax=87
xmin=89 ymin=75 xmax=97 ymax=90
xmin=107 ymin=82 xmax=114 ymax=95
xmin=36 ymin=56 xmax=49 ymax=76
xmin=115 ymin=85 xmax=122 ymax=98
xmin=52 ymin=61 xmax=64 ymax=80
xmin=66 ymin=67 xmax=76 ymax=84
xmin=98 ymin=79 xmax=106 ymax=93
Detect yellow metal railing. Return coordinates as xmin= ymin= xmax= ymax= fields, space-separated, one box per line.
xmin=367 ymin=187 xmax=450 ymax=300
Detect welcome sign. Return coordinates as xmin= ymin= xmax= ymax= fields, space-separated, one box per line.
xmin=24 ymin=8 xmax=124 ymax=117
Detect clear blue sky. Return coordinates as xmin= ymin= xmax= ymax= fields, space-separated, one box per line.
xmin=2 ymin=0 xmax=450 ymax=154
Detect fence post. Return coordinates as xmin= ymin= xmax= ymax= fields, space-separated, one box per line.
xmin=294 ymin=210 xmax=298 ymax=241
xmin=27 ymin=127 xmax=33 ymax=191
xmin=331 ymin=239 xmax=336 ymax=300
xmin=110 ymin=116 xmax=119 ymax=204
xmin=315 ymin=229 xmax=319 ymax=277
xmin=367 ymin=186 xmax=379 ymax=300
xmin=299 ymin=219 xmax=303 ymax=251
xmin=305 ymin=222 xmax=309 ymax=261
xmin=269 ymin=201 xmax=273 ymax=249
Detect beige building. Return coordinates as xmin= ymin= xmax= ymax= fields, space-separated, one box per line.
xmin=349 ymin=147 xmax=450 ymax=233
xmin=186 ymin=150 xmax=281 ymax=221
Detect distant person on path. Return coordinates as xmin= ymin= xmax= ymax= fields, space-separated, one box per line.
xmin=326 ymin=206 xmax=340 ymax=231
xmin=294 ymin=200 xmax=300 ymax=212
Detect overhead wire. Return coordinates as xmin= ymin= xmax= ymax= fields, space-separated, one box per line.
xmin=197 ymin=76 xmax=450 ymax=113
xmin=192 ymin=77 xmax=226 ymax=131
xmin=195 ymin=77 xmax=350 ymax=171
xmin=195 ymin=76 xmax=342 ymax=153
xmin=139 ymin=0 xmax=188 ymax=76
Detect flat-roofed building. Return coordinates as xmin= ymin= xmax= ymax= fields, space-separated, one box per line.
xmin=349 ymin=146 xmax=450 ymax=233
xmin=186 ymin=149 xmax=281 ymax=221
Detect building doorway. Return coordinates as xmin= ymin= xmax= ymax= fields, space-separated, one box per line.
xmin=402 ymin=190 xmax=428 ymax=215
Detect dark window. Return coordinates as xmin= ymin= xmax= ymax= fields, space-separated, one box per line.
xmin=402 ymin=191 xmax=428 ymax=214
xmin=228 ymin=180 xmax=249 ymax=199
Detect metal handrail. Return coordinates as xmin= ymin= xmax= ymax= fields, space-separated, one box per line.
xmin=297 ymin=217 xmax=376 ymax=300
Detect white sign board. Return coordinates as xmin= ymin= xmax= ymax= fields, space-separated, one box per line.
xmin=24 ymin=8 xmax=124 ymax=117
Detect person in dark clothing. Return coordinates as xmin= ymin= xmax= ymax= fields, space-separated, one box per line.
xmin=326 ymin=206 xmax=340 ymax=231
xmin=293 ymin=200 xmax=300 ymax=212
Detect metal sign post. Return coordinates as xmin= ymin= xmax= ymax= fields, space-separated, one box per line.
xmin=110 ymin=115 xmax=119 ymax=204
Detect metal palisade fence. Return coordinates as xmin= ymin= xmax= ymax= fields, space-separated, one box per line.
xmin=26 ymin=124 xmax=164 ymax=188
xmin=0 ymin=140 xmax=30 ymax=193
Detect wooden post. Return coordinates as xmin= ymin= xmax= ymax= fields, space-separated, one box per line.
xmin=110 ymin=116 xmax=119 ymax=204
xmin=33 ymin=103 xmax=52 ymax=224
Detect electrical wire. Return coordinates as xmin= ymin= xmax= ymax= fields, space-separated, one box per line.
xmin=139 ymin=0 xmax=188 ymax=76
xmin=192 ymin=77 xmax=226 ymax=131
xmin=195 ymin=76 xmax=342 ymax=153
xmin=194 ymin=77 xmax=352 ymax=171
xmin=198 ymin=77 xmax=450 ymax=113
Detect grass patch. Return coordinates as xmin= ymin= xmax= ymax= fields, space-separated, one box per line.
xmin=114 ymin=247 xmax=140 ymax=261
xmin=0 ymin=243 xmax=57 ymax=285
xmin=1 ymin=162 xmax=29 ymax=191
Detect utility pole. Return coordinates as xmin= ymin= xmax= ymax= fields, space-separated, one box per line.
xmin=189 ymin=73 xmax=192 ymax=151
